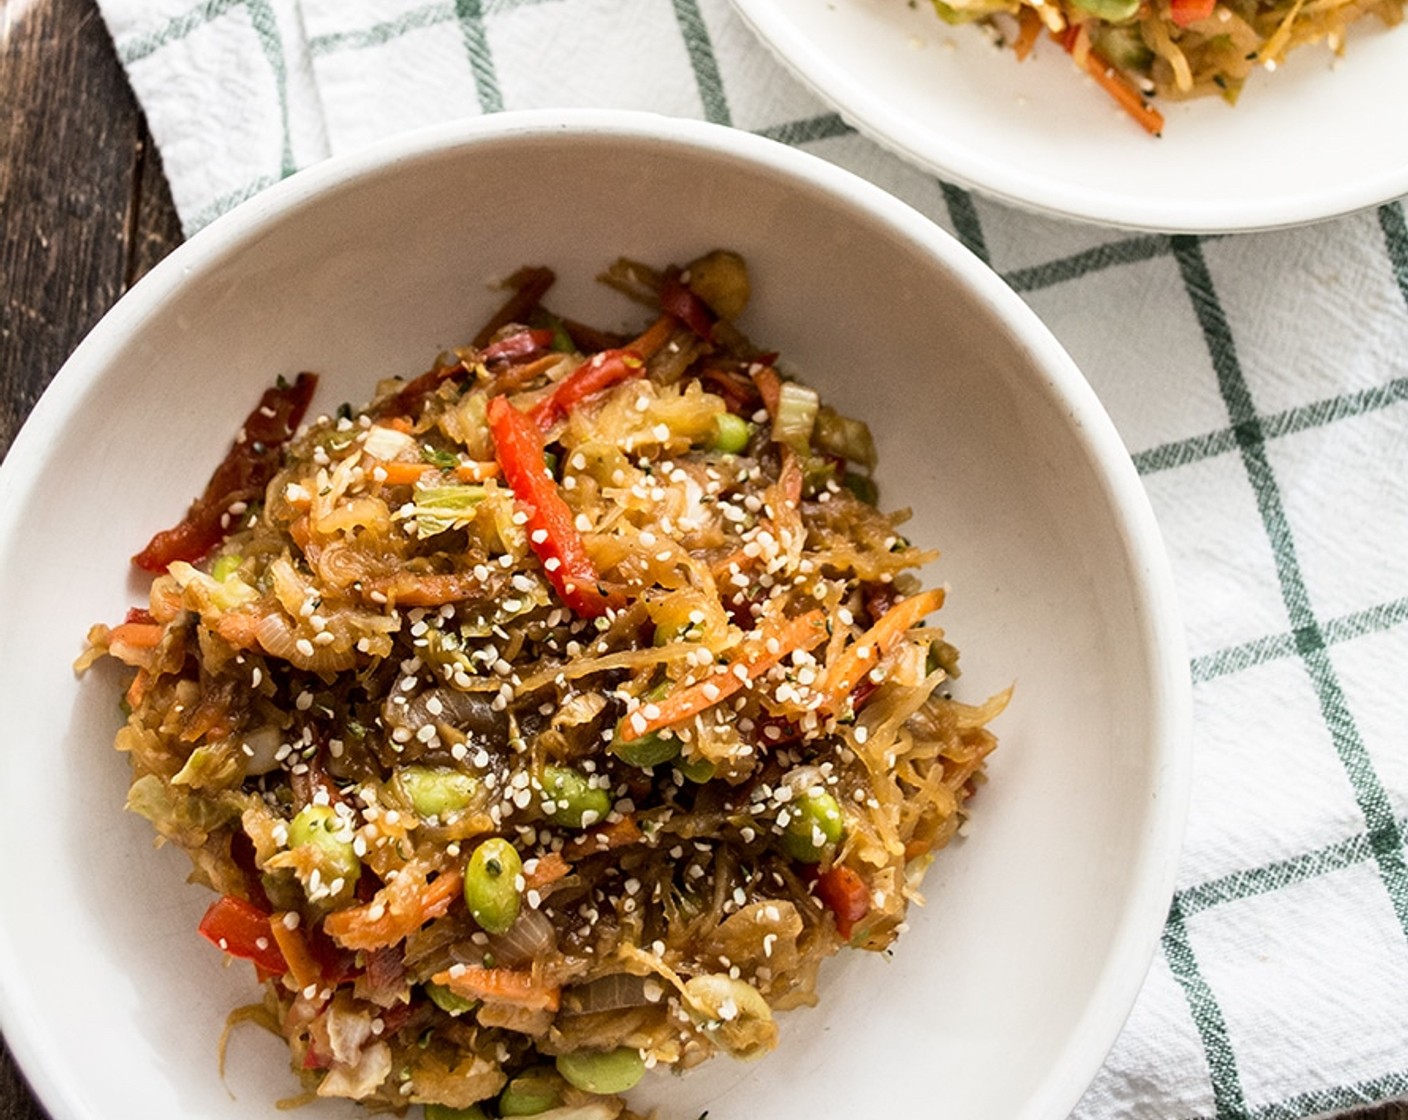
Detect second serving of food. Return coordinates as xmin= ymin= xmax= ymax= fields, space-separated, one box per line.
xmin=922 ymin=0 xmax=1403 ymax=134
xmin=84 ymin=251 xmax=1005 ymax=1119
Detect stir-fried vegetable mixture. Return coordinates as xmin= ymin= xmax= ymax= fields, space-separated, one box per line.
xmin=82 ymin=252 xmax=1005 ymax=1118
xmin=925 ymin=0 xmax=1403 ymax=134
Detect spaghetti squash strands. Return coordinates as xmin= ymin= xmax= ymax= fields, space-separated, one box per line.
xmin=82 ymin=252 xmax=1005 ymax=1118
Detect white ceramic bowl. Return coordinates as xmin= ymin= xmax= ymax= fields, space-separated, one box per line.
xmin=0 ymin=110 xmax=1189 ymax=1120
xmin=732 ymin=0 xmax=1408 ymax=232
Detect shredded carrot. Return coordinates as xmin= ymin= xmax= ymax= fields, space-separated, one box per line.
xmin=709 ymin=545 xmax=755 ymax=579
xmin=374 ymin=460 xmax=433 ymax=486
xmin=288 ymin=515 xmax=312 ymax=550
xmin=323 ymin=869 xmax=463 ymax=951
xmin=1014 ymin=6 xmax=1042 ymax=60
xmin=455 ymin=461 xmax=501 ymax=482
xmin=711 ymin=464 xmax=797 ymax=576
xmin=751 ymin=366 xmax=782 ymax=420
xmin=367 ymin=457 xmax=500 ymax=485
xmin=710 ymin=453 xmax=801 ymax=579
xmin=523 ymin=851 xmax=571 ymax=891
xmin=108 ymin=621 xmax=163 ymax=650
xmin=430 ymin=966 xmax=561 ymax=1012
xmin=1080 ymin=51 xmax=1165 ymax=135
xmin=1056 ymin=30 xmax=1165 ymax=135
xmin=269 ymin=914 xmax=321 ymax=992
xmin=626 ymin=312 xmax=676 ymax=362
xmin=418 ymin=870 xmax=463 ymax=921
xmin=364 ymin=571 xmax=485 ymax=608
xmin=903 ymin=838 xmax=932 ymax=863
xmin=125 ymin=669 xmax=150 ymax=710
xmin=777 ymin=448 xmax=803 ymax=509
xmin=487 ymin=353 xmax=563 ymax=396
xmin=617 ymin=609 xmax=828 ymax=742
xmin=366 ymin=456 xmax=504 ymax=487
xmin=180 ymin=694 xmax=234 ymax=743
xmin=214 ymin=610 xmax=263 ymax=651
xmin=819 ymin=588 xmax=947 ymax=712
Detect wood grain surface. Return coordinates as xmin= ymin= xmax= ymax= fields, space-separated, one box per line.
xmin=1 ymin=0 xmax=179 ymax=1112
xmin=0 ymin=0 xmax=181 ymax=462
xmin=0 ymin=2 xmax=1403 ymax=1120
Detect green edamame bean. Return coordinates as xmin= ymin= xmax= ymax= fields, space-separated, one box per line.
xmin=555 ymin=1047 xmax=647 ymax=1095
xmin=498 ymin=1068 xmax=564 ymax=1116
xmin=401 ymin=766 xmax=480 ymax=820
xmin=463 ymin=838 xmax=522 ymax=935
xmin=710 ymin=412 xmax=752 ymax=454
xmin=541 ymin=765 xmax=613 ymax=828
xmin=287 ymin=804 xmax=361 ymax=899
xmin=424 ymin=981 xmax=479 ymax=1016
xmin=676 ymin=755 xmax=716 ymax=784
xmin=780 ymin=789 xmax=845 ymax=862
xmin=424 ymin=1104 xmax=490 ymax=1120
xmin=610 ymin=723 xmax=681 ymax=769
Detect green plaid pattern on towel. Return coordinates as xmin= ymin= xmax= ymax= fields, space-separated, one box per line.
xmin=93 ymin=1 xmax=1408 ymax=1115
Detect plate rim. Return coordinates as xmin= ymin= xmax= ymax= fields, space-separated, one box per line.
xmin=729 ymin=0 xmax=1408 ymax=233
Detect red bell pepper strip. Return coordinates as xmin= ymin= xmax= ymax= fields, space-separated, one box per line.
xmin=527 ymin=348 xmax=647 ymax=432
xmin=483 ymin=328 xmax=556 ymax=365
xmin=133 ymin=372 xmax=317 ymax=572
xmin=659 ymin=275 xmax=714 ymax=341
xmin=197 ymin=895 xmax=289 ymax=976
xmin=814 ymin=865 xmax=871 ymax=940
xmin=1170 ymin=0 xmax=1216 ymax=25
xmin=487 ymin=395 xmax=622 ymax=618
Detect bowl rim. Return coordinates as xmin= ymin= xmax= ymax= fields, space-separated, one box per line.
xmin=0 ymin=107 xmax=1192 ymax=1120
xmin=728 ymin=0 xmax=1408 ymax=234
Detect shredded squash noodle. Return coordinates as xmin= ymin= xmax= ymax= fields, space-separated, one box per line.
xmin=83 ymin=252 xmax=1005 ymax=1118
xmin=923 ymin=0 xmax=1403 ymax=134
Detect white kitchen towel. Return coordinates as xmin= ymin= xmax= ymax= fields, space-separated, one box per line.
xmin=91 ymin=1 xmax=1408 ymax=1117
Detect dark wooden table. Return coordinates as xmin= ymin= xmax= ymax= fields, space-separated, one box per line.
xmin=1 ymin=1 xmax=180 ymax=1115
xmin=0 ymin=2 xmax=1404 ymax=1118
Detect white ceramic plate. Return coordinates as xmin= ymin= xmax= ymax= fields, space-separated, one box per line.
xmin=732 ymin=0 xmax=1408 ymax=231
xmin=0 ymin=110 xmax=1189 ymax=1120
